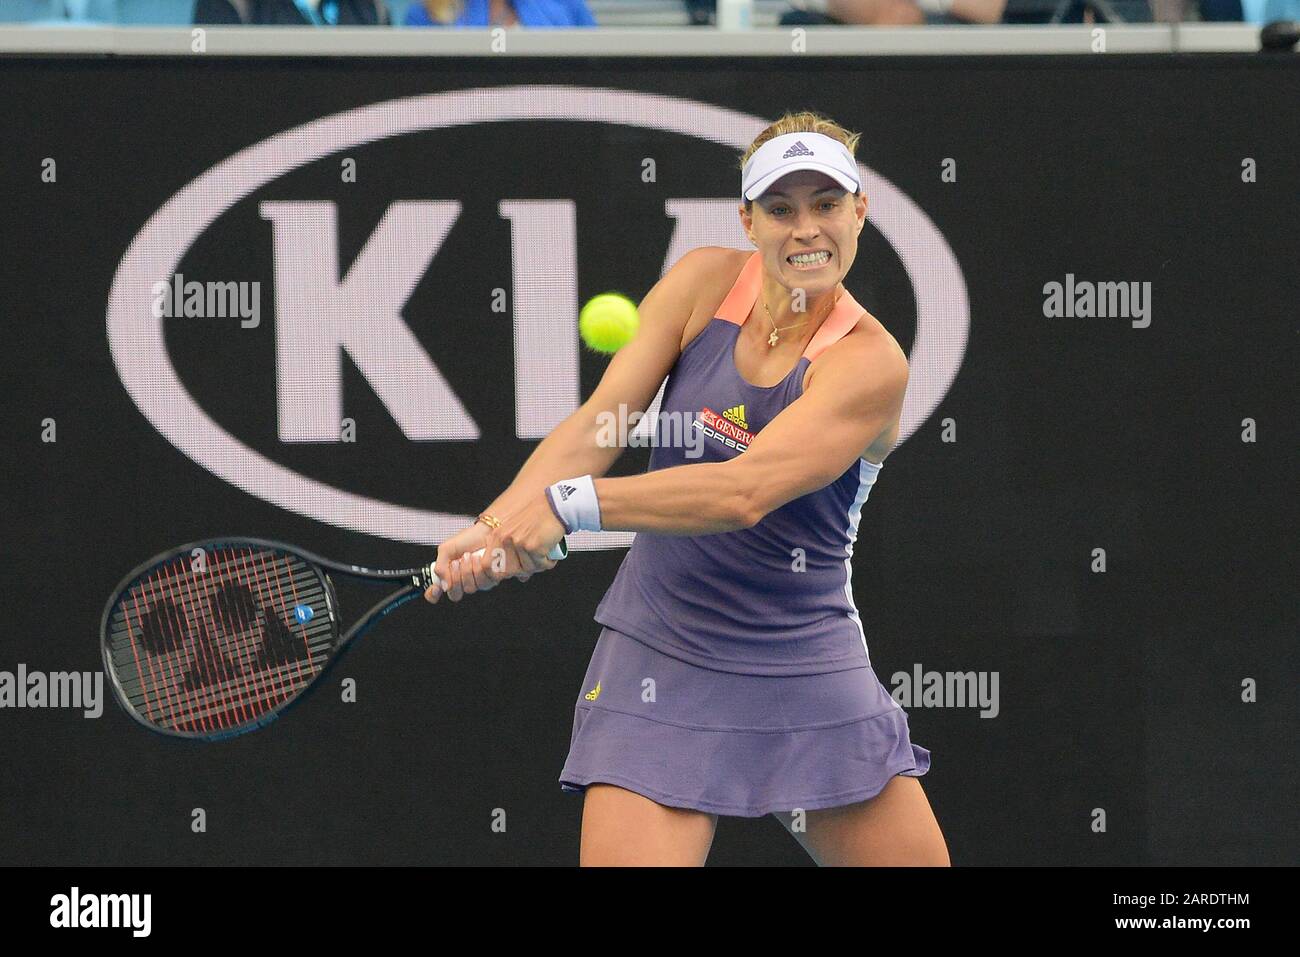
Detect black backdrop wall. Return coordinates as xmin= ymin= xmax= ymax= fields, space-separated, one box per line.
xmin=0 ymin=54 xmax=1294 ymax=866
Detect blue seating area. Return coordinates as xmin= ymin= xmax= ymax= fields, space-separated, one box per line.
xmin=2 ymin=0 xmax=67 ymax=21
xmin=1 ymin=0 xmax=195 ymax=22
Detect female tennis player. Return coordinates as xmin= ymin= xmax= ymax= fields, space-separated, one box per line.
xmin=424 ymin=112 xmax=949 ymax=867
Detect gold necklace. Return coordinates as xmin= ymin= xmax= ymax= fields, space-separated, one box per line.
xmin=762 ymin=289 xmax=841 ymax=347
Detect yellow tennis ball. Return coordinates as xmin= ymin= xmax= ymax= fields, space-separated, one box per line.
xmin=579 ymin=293 xmax=640 ymax=354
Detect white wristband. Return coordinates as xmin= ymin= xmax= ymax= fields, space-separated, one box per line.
xmin=916 ymin=0 xmax=955 ymax=13
xmin=545 ymin=475 xmax=602 ymax=534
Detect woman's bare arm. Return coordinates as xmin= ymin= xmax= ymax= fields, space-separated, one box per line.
xmin=591 ymin=330 xmax=908 ymax=535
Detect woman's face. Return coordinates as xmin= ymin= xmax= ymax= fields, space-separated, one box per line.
xmin=740 ymin=169 xmax=867 ymax=297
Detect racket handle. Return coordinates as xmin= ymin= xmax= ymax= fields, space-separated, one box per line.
xmin=429 ymin=538 xmax=568 ymax=592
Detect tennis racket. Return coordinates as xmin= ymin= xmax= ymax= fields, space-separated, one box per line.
xmin=100 ymin=535 xmax=567 ymax=741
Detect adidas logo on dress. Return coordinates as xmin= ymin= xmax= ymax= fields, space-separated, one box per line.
xmin=722 ymin=404 xmax=748 ymax=429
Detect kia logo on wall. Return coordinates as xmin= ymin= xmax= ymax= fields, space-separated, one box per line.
xmin=107 ymin=86 xmax=969 ymax=547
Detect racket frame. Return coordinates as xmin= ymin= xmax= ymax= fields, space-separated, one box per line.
xmin=100 ymin=536 xmax=434 ymax=742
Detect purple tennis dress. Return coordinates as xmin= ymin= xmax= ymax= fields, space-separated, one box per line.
xmin=559 ymin=251 xmax=930 ymax=817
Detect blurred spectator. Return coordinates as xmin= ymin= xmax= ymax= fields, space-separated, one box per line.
xmin=404 ymin=0 xmax=596 ymax=25
xmin=782 ymin=0 xmax=1289 ymax=22
xmin=193 ymin=0 xmax=388 ymax=23
xmin=1197 ymin=0 xmax=1244 ymax=18
xmin=796 ymin=0 xmax=1008 ymax=23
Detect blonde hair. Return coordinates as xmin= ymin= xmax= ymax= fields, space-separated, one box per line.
xmin=422 ymin=0 xmax=465 ymax=23
xmin=738 ymin=110 xmax=863 ymax=210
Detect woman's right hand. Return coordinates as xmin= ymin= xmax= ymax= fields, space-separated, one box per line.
xmin=425 ymin=522 xmax=491 ymax=604
xmin=424 ymin=521 xmax=535 ymax=604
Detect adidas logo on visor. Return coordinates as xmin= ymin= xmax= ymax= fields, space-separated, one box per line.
xmin=782 ymin=141 xmax=816 ymax=159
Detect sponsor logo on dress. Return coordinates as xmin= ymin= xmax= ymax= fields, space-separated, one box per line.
xmin=584 ymin=681 xmax=602 ymax=701
xmin=720 ymin=403 xmax=748 ymax=429
xmin=695 ymin=405 xmax=754 ymax=452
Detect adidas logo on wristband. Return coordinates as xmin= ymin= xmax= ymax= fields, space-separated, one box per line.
xmin=548 ymin=475 xmax=601 ymax=532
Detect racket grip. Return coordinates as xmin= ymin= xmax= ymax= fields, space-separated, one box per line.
xmin=429 ymin=537 xmax=568 ymax=592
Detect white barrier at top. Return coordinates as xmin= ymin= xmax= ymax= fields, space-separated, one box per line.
xmin=0 ymin=23 xmax=1265 ymax=55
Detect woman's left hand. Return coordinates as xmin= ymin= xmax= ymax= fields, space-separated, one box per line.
xmin=480 ymin=492 xmax=568 ymax=584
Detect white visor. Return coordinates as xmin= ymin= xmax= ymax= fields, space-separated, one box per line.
xmin=741 ymin=131 xmax=861 ymax=202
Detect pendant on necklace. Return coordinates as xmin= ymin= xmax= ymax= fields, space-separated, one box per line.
xmin=768 ymin=330 xmax=779 ymax=347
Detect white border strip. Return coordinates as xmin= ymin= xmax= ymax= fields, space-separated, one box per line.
xmin=0 ymin=24 xmax=1266 ymax=57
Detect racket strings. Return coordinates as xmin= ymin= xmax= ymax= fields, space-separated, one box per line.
xmin=107 ymin=546 xmax=333 ymax=734
xmin=170 ymin=548 xmax=323 ymax=731
xmin=118 ymin=551 xmax=249 ymax=732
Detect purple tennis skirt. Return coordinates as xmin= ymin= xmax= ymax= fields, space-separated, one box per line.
xmin=559 ymin=626 xmax=931 ymax=817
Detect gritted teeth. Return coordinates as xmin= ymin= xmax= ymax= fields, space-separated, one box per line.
xmin=788 ymin=250 xmax=831 ymax=265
